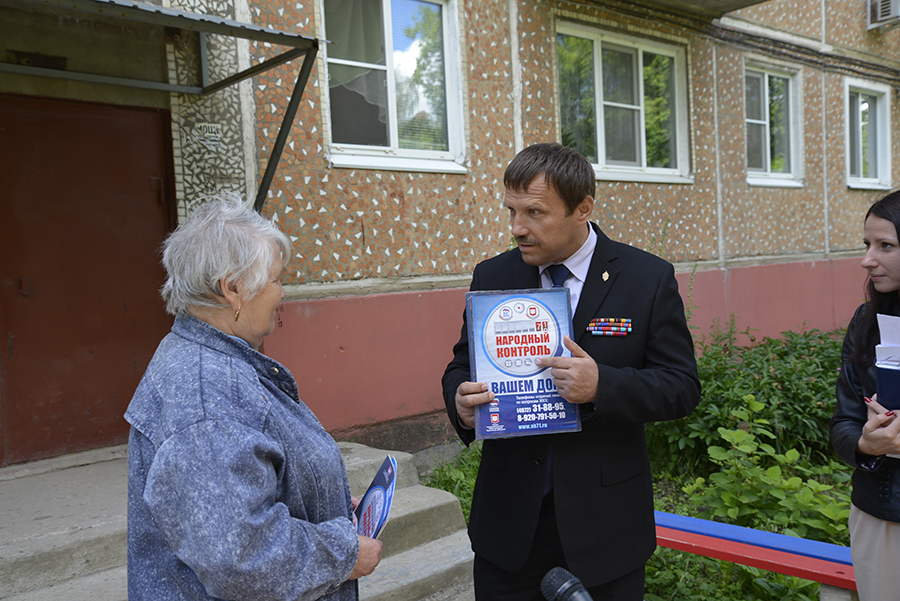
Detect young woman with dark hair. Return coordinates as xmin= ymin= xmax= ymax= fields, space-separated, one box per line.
xmin=831 ymin=188 xmax=900 ymax=601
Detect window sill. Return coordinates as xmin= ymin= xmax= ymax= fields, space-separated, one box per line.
xmin=594 ymin=170 xmax=694 ymax=185
xmin=746 ymin=176 xmax=804 ymax=188
xmin=847 ymin=180 xmax=893 ymax=191
xmin=329 ymin=153 xmax=468 ymax=175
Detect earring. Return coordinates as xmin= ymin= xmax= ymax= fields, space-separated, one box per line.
xmin=234 ymin=306 xmax=241 ymax=322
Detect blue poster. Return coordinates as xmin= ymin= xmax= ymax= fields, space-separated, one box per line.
xmin=466 ymin=288 xmax=581 ymax=440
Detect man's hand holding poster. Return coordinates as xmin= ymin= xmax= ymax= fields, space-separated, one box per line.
xmin=466 ymin=288 xmax=581 ymax=440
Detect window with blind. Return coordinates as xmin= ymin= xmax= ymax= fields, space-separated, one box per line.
xmin=323 ymin=0 xmax=463 ymax=171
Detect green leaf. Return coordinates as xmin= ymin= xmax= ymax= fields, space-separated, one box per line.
xmin=785 ymin=477 xmax=804 ymax=489
xmin=708 ymin=446 xmax=729 ymax=461
xmin=725 ymin=428 xmax=749 ymax=444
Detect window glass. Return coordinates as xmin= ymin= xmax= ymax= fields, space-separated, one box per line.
xmin=745 ymin=72 xmax=765 ymax=171
xmin=557 ymin=34 xmax=596 ymax=162
xmin=745 ymin=73 xmax=763 ymax=120
xmin=643 ymin=52 xmax=676 ymax=169
xmin=325 ymin=0 xmax=454 ymax=157
xmin=769 ymin=75 xmax=790 ymax=173
xmin=330 ymin=66 xmax=389 ymax=147
xmin=848 ymin=90 xmax=878 ymax=179
xmin=745 ymin=69 xmax=795 ymax=177
xmin=861 ymin=93 xmax=876 ymax=179
xmin=325 ymin=0 xmax=385 ymax=65
xmin=849 ymin=92 xmax=860 ymax=178
xmin=555 ymin=25 xmax=688 ymax=178
xmin=393 ymin=0 xmax=448 ymax=151
xmin=602 ymin=45 xmax=637 ymax=106
xmin=746 ymin=124 xmax=764 ymax=171
xmin=604 ymin=106 xmax=639 ymax=165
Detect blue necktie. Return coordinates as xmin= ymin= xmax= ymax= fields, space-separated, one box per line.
xmin=542 ymin=264 xmax=570 ymax=496
xmin=547 ymin=264 xmax=571 ymax=288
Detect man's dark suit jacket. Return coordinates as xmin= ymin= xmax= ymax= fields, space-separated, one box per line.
xmin=441 ymin=223 xmax=701 ymax=588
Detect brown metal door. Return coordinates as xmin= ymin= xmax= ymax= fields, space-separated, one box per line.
xmin=0 ymin=94 xmax=174 ymax=465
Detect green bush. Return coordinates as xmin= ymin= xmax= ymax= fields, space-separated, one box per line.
xmin=645 ymin=546 xmax=745 ymax=601
xmin=646 ymin=318 xmax=843 ymax=477
xmin=646 ymin=549 xmax=821 ymax=601
xmin=647 ymin=491 xmax=747 ymax=600
xmin=682 ymin=396 xmax=851 ymax=545
xmin=650 ymin=393 xmax=851 ymax=601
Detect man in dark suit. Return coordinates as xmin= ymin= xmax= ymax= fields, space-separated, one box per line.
xmin=442 ymin=143 xmax=700 ymax=600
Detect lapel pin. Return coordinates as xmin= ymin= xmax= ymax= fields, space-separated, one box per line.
xmin=602 ymin=271 xmax=609 ymax=282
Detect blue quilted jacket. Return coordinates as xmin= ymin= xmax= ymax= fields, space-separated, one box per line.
xmin=125 ymin=314 xmax=358 ymax=601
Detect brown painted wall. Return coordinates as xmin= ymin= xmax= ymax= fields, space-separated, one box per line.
xmin=685 ymin=257 xmax=867 ymax=339
xmin=263 ymin=288 xmax=467 ymax=432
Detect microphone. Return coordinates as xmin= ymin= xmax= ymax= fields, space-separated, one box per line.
xmin=540 ymin=567 xmax=594 ymax=601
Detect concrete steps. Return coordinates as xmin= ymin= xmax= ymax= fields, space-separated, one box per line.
xmin=358 ymin=530 xmax=473 ymax=601
xmin=0 ymin=442 xmax=472 ymax=601
xmin=343 ymin=442 xmax=475 ymax=599
xmin=0 ymin=447 xmax=128 ymax=600
xmin=4 ymin=566 xmax=127 ymax=601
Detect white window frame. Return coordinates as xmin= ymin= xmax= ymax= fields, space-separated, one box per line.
xmin=555 ymin=22 xmax=692 ymax=185
xmin=845 ymin=77 xmax=892 ymax=190
xmin=744 ymin=61 xmax=804 ymax=188
xmin=322 ymin=0 xmax=466 ymax=174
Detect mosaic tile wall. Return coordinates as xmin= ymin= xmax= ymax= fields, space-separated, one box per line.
xmin=726 ymin=0 xmax=900 ymax=256
xmin=166 ymin=0 xmax=252 ymax=218
xmin=732 ymin=0 xmax=824 ymax=39
xmin=828 ymin=72 xmax=900 ymax=251
xmin=540 ymin=2 xmax=723 ymax=261
xmin=237 ymin=0 xmax=898 ymax=286
xmin=720 ymin=56 xmax=828 ymax=257
xmin=249 ymin=0 xmax=517 ymax=285
xmin=735 ymin=0 xmax=900 ymax=63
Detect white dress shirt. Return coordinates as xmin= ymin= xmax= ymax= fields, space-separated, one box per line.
xmin=539 ymin=223 xmax=597 ymax=315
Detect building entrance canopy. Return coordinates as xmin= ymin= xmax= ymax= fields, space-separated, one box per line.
xmin=0 ymin=0 xmax=319 ymax=209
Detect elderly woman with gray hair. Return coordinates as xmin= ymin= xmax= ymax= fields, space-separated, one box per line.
xmin=125 ymin=194 xmax=382 ymax=601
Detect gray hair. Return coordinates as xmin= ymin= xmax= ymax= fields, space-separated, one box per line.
xmin=160 ymin=193 xmax=292 ymax=315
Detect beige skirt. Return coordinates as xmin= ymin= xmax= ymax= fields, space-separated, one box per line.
xmin=849 ymin=504 xmax=900 ymax=601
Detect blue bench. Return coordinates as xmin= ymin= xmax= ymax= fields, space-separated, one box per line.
xmin=654 ymin=511 xmax=855 ymax=592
